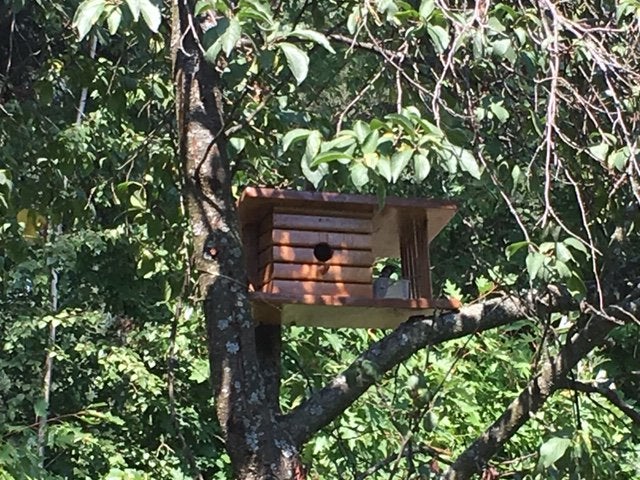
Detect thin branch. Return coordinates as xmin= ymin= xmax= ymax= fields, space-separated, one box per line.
xmin=336 ymin=66 xmax=384 ymax=132
xmin=559 ymin=379 xmax=640 ymax=427
xmin=444 ymin=288 xmax=640 ymax=480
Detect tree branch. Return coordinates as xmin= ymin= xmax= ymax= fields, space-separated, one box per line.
xmin=443 ymin=288 xmax=640 ymax=480
xmin=560 ymin=379 xmax=640 ymax=427
xmin=282 ymin=287 xmax=576 ymax=445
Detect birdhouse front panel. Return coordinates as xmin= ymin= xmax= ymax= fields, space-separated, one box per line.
xmin=256 ymin=208 xmax=374 ymax=298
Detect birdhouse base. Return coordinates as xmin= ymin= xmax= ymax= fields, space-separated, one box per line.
xmin=249 ymin=293 xmax=460 ymax=329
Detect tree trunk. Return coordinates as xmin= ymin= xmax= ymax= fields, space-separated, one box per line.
xmin=170 ymin=2 xmax=304 ymax=478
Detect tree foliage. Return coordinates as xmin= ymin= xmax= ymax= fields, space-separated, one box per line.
xmin=1 ymin=0 xmax=639 ymax=479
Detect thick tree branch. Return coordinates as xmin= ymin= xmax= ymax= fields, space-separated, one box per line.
xmin=443 ymin=289 xmax=640 ymax=480
xmin=560 ymin=379 xmax=640 ymax=427
xmin=282 ymin=287 xmax=575 ymax=445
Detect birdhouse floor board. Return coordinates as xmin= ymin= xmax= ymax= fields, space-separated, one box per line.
xmin=265 ymin=279 xmax=373 ymax=298
xmin=259 ymin=229 xmax=373 ymax=251
xmin=258 ymin=246 xmax=374 ymax=267
xmin=250 ymin=292 xmax=460 ymax=309
xmin=249 ymin=293 xmax=461 ymax=328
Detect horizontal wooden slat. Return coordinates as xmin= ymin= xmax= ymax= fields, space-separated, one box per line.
xmin=265 ymin=263 xmax=371 ymax=283
xmin=271 ymin=212 xmax=372 ymax=234
xmin=273 ymin=206 xmax=372 ymax=219
xmin=258 ymin=246 xmax=374 ymax=268
xmin=259 ymin=229 xmax=372 ymax=251
xmin=264 ymin=280 xmax=373 ymax=298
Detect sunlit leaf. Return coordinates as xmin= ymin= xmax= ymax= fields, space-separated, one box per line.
xmin=139 ymin=0 xmax=161 ymax=32
xmin=289 ymin=29 xmax=335 ymax=53
xmin=72 ymin=0 xmax=106 ymax=40
xmin=390 ymin=147 xmax=413 ymax=183
xmin=279 ymin=42 xmax=309 ymax=85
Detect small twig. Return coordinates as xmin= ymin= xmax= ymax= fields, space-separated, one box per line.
xmin=559 ymin=379 xmax=640 ymax=427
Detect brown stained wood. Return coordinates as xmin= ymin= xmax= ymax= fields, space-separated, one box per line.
xmin=399 ymin=214 xmax=432 ymax=299
xmin=265 ymin=279 xmax=373 ymax=298
xmin=259 ymin=229 xmax=372 ymax=252
xmin=266 ymin=263 xmax=371 ymax=283
xmin=242 ymin=222 xmax=260 ymax=289
xmin=258 ymin=246 xmax=374 ymax=268
xmin=271 ymin=212 xmax=373 ymax=233
xmin=274 ymin=206 xmax=372 ymax=219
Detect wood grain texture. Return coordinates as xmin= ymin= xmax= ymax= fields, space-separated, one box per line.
xmin=259 ymin=229 xmax=372 ymax=251
xmin=262 ymin=263 xmax=372 ymax=284
xmin=258 ymin=246 xmax=374 ymax=267
xmin=271 ymin=212 xmax=373 ymax=233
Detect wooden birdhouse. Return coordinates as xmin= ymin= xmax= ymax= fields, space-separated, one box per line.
xmin=238 ymin=187 xmax=460 ymax=329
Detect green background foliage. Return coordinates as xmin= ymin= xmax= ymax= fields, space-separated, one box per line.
xmin=1 ymin=0 xmax=639 ymax=478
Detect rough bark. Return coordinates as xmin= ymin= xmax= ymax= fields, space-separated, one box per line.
xmin=171 ymin=2 xmax=301 ymax=478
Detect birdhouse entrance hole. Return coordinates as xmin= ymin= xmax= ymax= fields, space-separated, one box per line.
xmin=238 ymin=188 xmax=460 ymax=329
xmin=313 ymin=242 xmax=333 ymax=262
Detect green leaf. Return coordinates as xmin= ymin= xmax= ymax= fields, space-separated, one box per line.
xmin=72 ymin=0 xmax=106 ymax=40
xmin=567 ymin=272 xmax=587 ymax=297
xmin=489 ymin=102 xmax=509 ymax=122
xmin=539 ymin=437 xmax=572 ymax=468
xmin=491 ymin=38 xmax=512 ymax=58
xmin=554 ymin=260 xmax=572 ymax=279
xmin=350 ymin=163 xmax=369 ymax=189
xmin=413 ymin=152 xmax=431 ymax=181
xmin=305 ymin=130 xmax=322 ymax=160
xmin=301 ymin=154 xmax=328 ymax=188
xmin=427 ymin=25 xmax=450 ymax=53
xmin=282 ymin=128 xmax=310 ymax=151
xmin=106 ymin=6 xmax=122 ymax=35
xmin=607 ymin=148 xmax=629 ymax=171
xmin=505 ymin=241 xmax=529 ymax=260
xmin=443 ymin=145 xmax=481 ymax=179
xmin=130 ymin=191 xmax=146 ymax=210
xmin=353 ymin=121 xmax=370 ymax=144
xmin=588 ymin=142 xmax=609 ymax=162
xmin=390 ymin=147 xmax=413 ymax=182
xmin=347 ymin=6 xmax=361 ymax=35
xmin=526 ymin=252 xmax=544 ymax=280
xmin=563 ymin=237 xmax=589 ymax=256
xmin=279 ymin=43 xmax=309 ymax=85
xmin=139 ymin=0 xmax=160 ymax=32
xmin=311 ymin=151 xmax=353 ymax=167
xmin=124 ymin=0 xmax=140 ymax=21
xmin=34 ymin=398 xmax=48 ymax=417
xmin=189 ymin=358 xmax=210 ymax=383
xmin=377 ymin=155 xmax=392 ymax=182
xmin=419 ymin=0 xmax=435 ymax=19
xmin=289 ymin=29 xmax=335 ymax=53
xmin=323 ymin=134 xmax=356 ymax=150
xmin=222 ymin=18 xmax=242 ymax=56
xmin=239 ymin=0 xmax=274 ymax=26
xmin=361 ymin=130 xmax=380 ymax=154
xmin=555 ymin=242 xmax=574 ymax=263
xmin=459 ymin=149 xmax=481 ymax=179
xmin=195 ymin=0 xmax=215 ymax=15
xmin=386 ymin=113 xmax=416 ymax=137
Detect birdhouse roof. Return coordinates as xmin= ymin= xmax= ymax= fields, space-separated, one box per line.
xmin=238 ymin=187 xmax=457 ymax=257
